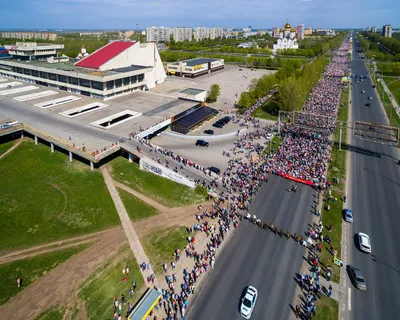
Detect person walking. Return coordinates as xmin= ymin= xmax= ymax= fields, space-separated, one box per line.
xmin=17 ymin=278 xmax=22 ymax=288
xmin=295 ymin=304 xmax=301 ymax=318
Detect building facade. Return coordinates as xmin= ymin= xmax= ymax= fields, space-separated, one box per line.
xmin=209 ymin=28 xmax=223 ymax=39
xmin=382 ymin=25 xmax=392 ymax=38
xmin=0 ymin=41 xmax=166 ymax=100
xmin=273 ymin=23 xmax=299 ymax=53
xmin=5 ymin=42 xmax=64 ymax=61
xmin=297 ymin=24 xmax=305 ymax=40
xmin=146 ymin=27 xmax=172 ymax=42
xmin=173 ymin=28 xmax=193 ymax=42
xmin=272 ymin=27 xmax=280 ymax=38
xmin=371 ymin=26 xmax=377 ymax=33
xmin=194 ymin=28 xmax=210 ymax=41
xmin=167 ymin=58 xmax=224 ymax=78
xmin=304 ymin=27 xmax=312 ymax=36
xmin=1 ymin=32 xmax=57 ymax=41
xmin=119 ymin=30 xmax=134 ymax=40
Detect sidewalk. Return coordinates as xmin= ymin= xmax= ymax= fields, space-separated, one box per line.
xmin=101 ymin=166 xmax=159 ymax=286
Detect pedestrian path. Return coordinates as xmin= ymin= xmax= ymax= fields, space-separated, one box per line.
xmin=101 ymin=166 xmax=159 ymax=286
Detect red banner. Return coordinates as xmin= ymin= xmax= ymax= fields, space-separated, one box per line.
xmin=277 ymin=171 xmax=314 ymax=186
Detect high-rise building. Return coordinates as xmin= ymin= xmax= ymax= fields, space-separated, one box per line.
xmin=382 ymin=25 xmax=392 ymax=38
xmin=173 ymin=28 xmax=192 ymax=42
xmin=304 ymin=27 xmax=312 ymax=35
xmin=297 ymin=24 xmax=305 ymax=40
xmin=209 ymin=28 xmax=223 ymax=40
xmin=146 ymin=27 xmax=172 ymax=42
xmin=242 ymin=27 xmax=251 ymax=33
xmin=371 ymin=26 xmax=377 ymax=33
xmin=272 ymin=27 xmax=280 ymax=38
xmin=194 ymin=27 xmax=210 ymax=41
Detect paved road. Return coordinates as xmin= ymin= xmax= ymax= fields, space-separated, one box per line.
xmin=187 ymin=175 xmax=315 ymax=320
xmin=346 ymin=39 xmax=400 ymax=319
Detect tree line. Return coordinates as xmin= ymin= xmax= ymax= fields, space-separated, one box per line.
xmin=377 ymin=62 xmax=400 ymax=76
xmin=357 ymin=34 xmax=400 ymax=62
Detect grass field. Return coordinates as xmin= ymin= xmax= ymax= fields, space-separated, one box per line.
xmin=252 ymin=97 xmax=279 ymax=121
xmin=79 ymin=247 xmax=144 ymax=320
xmin=0 ymin=141 xmax=120 ymax=250
xmin=313 ymin=295 xmax=338 ymax=320
xmin=34 ymin=305 xmax=65 ymax=320
xmin=263 ymin=135 xmax=283 ymax=156
xmin=117 ymin=188 xmax=159 ymax=221
xmin=110 ymin=157 xmax=208 ymax=207
xmin=142 ymin=226 xmax=188 ymax=274
xmin=0 ymin=243 xmax=92 ymax=306
xmin=0 ymin=140 xmax=16 ymax=156
xmin=382 ymin=76 xmax=400 ymax=127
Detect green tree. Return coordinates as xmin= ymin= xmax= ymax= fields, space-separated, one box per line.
xmin=237 ymin=92 xmax=252 ymax=109
xmin=206 ymin=84 xmax=221 ymax=103
xmin=278 ymin=76 xmax=303 ymax=112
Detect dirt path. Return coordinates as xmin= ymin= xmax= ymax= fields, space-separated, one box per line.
xmin=114 ymin=180 xmax=168 ymax=212
xmin=0 ymin=139 xmax=22 ymax=160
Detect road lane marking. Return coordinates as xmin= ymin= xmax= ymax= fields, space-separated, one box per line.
xmin=348 ymin=287 xmax=352 ymax=311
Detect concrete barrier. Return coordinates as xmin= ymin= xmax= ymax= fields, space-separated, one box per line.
xmin=162 ymin=128 xmax=247 ymax=141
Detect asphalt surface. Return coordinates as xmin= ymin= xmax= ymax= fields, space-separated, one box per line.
xmin=347 ymin=39 xmax=400 ymax=319
xmin=187 ymin=175 xmax=315 ymax=320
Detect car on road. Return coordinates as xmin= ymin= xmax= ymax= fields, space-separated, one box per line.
xmin=266 ymin=133 xmax=273 ymax=139
xmin=343 ymin=208 xmax=353 ymax=223
xmin=213 ymin=122 xmax=224 ymax=128
xmin=203 ymin=129 xmax=214 ymax=135
xmin=347 ymin=265 xmax=367 ymax=290
xmin=208 ymin=166 xmax=221 ymax=175
xmin=240 ymin=286 xmax=258 ymax=319
xmin=372 ymin=85 xmax=376 ymax=88
xmin=358 ymin=232 xmax=372 ymax=253
xmin=361 ymin=90 xmax=365 ymax=93
xmin=368 ymin=96 xmax=373 ymax=100
xmin=365 ymin=103 xmax=371 ymax=107
xmin=195 ymin=140 xmax=209 ymax=147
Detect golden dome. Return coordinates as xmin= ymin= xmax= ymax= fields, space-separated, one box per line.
xmin=284 ymin=23 xmax=291 ymax=29
xmin=280 ymin=29 xmax=284 ymax=32
xmin=291 ymin=29 xmax=296 ymax=32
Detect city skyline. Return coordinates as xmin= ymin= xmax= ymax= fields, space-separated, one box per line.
xmin=0 ymin=0 xmax=397 ymax=30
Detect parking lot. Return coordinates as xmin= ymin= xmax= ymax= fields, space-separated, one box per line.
xmin=150 ymin=65 xmax=275 ymax=109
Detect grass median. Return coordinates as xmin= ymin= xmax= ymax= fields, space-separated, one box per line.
xmin=313 ymin=295 xmax=338 ymax=320
xmin=0 ymin=243 xmax=92 ymax=306
xmin=0 ymin=141 xmax=120 ymax=250
xmin=110 ymin=157 xmax=208 ymax=207
xmin=0 ymin=140 xmax=17 ymax=156
xmin=252 ymin=97 xmax=279 ymax=121
xmin=263 ymin=135 xmax=283 ymax=156
xmin=79 ymin=246 xmax=145 ymax=320
xmin=117 ymin=188 xmax=159 ymax=221
xmin=142 ymin=226 xmax=188 ymax=274
xmin=34 ymin=305 xmax=65 ymax=320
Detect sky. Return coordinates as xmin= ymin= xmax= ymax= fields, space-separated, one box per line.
xmin=0 ymin=0 xmax=397 ymax=30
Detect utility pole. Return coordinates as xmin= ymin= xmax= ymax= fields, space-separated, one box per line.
xmin=278 ymin=111 xmax=281 ymax=135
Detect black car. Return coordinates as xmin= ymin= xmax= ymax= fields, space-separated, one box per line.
xmin=212 ymin=122 xmax=224 ymax=128
xmin=365 ymin=103 xmax=371 ymax=107
xmin=372 ymin=85 xmax=376 ymax=88
xmin=203 ymin=129 xmax=215 ymax=135
xmin=208 ymin=166 xmax=221 ymax=175
xmin=220 ymin=116 xmax=231 ymax=124
xmin=195 ymin=140 xmax=209 ymax=147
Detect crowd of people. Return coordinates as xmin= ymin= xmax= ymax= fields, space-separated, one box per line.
xmin=269 ymin=44 xmax=351 ymax=188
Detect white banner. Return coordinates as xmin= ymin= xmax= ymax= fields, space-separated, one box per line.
xmin=137 ymin=119 xmax=171 ymax=139
xmin=139 ymin=156 xmax=196 ymax=189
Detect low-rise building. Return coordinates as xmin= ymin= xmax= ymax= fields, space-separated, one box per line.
xmin=1 ymin=32 xmax=57 ymax=41
xmin=167 ymin=57 xmax=224 ymax=78
xmin=5 ymin=42 xmax=64 ymax=61
xmin=0 ymin=41 xmax=166 ymax=100
xmin=304 ymin=27 xmax=312 ymax=36
xmin=119 ymin=30 xmax=134 ymax=40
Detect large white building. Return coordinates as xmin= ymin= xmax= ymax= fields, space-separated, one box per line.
xmin=167 ymin=57 xmax=224 ymax=78
xmin=173 ymin=28 xmax=193 ymax=42
xmin=1 ymin=32 xmax=57 ymax=41
xmin=0 ymin=41 xmax=166 ymax=100
xmin=209 ymin=28 xmax=223 ymax=39
xmin=273 ymin=23 xmax=299 ymax=54
xmin=5 ymin=42 xmax=64 ymax=61
xmin=146 ymin=27 xmax=172 ymax=42
xmin=194 ymin=28 xmax=210 ymax=41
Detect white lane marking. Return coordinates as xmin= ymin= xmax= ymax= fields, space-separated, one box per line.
xmin=348 ymin=287 xmax=352 ymax=311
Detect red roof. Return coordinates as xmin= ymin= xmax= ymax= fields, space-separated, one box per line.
xmin=75 ymin=41 xmax=135 ymax=69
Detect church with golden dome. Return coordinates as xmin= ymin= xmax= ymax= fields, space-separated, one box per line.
xmin=273 ymin=22 xmax=299 ymax=54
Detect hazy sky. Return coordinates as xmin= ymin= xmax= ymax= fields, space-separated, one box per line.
xmin=0 ymin=0 xmax=397 ymax=30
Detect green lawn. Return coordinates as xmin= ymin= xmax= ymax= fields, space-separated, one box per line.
xmin=142 ymin=226 xmax=188 ymax=274
xmin=382 ymin=76 xmax=400 ymax=127
xmin=79 ymin=247 xmax=144 ymax=320
xmin=320 ymin=87 xmax=349 ymax=283
xmin=110 ymin=157 xmax=208 ymax=207
xmin=313 ymin=295 xmax=338 ymax=320
xmin=0 ymin=141 xmax=120 ymax=250
xmin=35 ymin=305 xmax=66 ymax=320
xmin=0 ymin=140 xmax=16 ymax=156
xmin=263 ymin=135 xmax=283 ymax=156
xmin=117 ymin=188 xmax=159 ymax=221
xmin=0 ymin=243 xmax=92 ymax=306
xmin=252 ymin=97 xmax=279 ymax=121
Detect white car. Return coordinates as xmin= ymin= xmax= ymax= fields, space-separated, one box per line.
xmin=361 ymin=90 xmax=365 ymax=93
xmin=266 ymin=133 xmax=273 ymax=140
xmin=358 ymin=232 xmax=372 ymax=253
xmin=240 ymin=286 xmax=258 ymax=319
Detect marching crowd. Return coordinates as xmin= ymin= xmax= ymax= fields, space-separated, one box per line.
xmin=269 ymin=44 xmax=351 ymax=188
